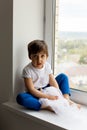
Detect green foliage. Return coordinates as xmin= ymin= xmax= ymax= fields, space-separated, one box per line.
xmin=57 ymin=39 xmax=87 ymax=64
xmin=79 ymin=53 xmax=87 ymax=64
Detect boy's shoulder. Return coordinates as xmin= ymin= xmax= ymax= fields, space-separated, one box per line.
xmin=45 ymin=62 xmax=51 ymax=67
xmin=23 ymin=62 xmax=32 ymax=70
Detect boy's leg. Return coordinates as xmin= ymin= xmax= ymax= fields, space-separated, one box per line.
xmin=55 ymin=73 xmax=81 ymax=108
xmin=16 ymin=92 xmax=41 ymax=111
xmin=55 ymin=73 xmax=71 ymax=99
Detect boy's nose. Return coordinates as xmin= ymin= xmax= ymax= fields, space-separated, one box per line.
xmin=37 ymin=57 xmax=41 ymax=62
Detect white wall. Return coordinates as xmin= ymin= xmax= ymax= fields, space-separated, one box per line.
xmin=12 ymin=0 xmax=44 ymax=100
xmin=0 ymin=0 xmax=44 ymax=130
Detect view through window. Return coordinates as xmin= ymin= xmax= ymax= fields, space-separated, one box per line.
xmin=54 ymin=0 xmax=87 ymax=92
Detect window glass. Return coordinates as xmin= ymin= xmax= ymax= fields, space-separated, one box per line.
xmin=54 ymin=0 xmax=87 ymax=92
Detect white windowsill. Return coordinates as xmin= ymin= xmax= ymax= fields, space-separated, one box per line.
xmin=2 ymin=101 xmax=87 ymax=130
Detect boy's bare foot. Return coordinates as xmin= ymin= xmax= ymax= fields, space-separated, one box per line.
xmin=41 ymin=105 xmax=54 ymax=112
xmin=63 ymin=94 xmax=81 ymax=109
xmin=68 ymin=99 xmax=81 ymax=109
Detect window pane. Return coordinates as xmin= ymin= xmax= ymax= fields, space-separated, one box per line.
xmin=54 ymin=0 xmax=87 ymax=92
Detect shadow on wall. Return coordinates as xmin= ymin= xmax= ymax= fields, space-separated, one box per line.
xmin=13 ymin=71 xmax=25 ymax=102
xmin=13 ymin=45 xmax=27 ymax=102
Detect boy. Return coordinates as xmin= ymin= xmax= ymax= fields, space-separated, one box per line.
xmin=16 ymin=40 xmax=80 ymax=111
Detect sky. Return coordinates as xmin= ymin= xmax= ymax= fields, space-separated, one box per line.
xmin=58 ymin=0 xmax=87 ymax=32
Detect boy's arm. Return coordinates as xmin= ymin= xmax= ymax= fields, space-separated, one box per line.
xmin=24 ymin=78 xmax=58 ymax=100
xmin=49 ymin=74 xmax=59 ymax=88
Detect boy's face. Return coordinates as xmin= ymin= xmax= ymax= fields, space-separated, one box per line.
xmin=30 ymin=51 xmax=48 ymax=69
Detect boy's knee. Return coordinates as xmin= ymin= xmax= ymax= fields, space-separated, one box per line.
xmin=60 ymin=73 xmax=68 ymax=79
xmin=16 ymin=93 xmax=41 ymax=111
xmin=56 ymin=73 xmax=68 ymax=82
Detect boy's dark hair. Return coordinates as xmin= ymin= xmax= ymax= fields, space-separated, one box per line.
xmin=28 ymin=40 xmax=48 ymax=58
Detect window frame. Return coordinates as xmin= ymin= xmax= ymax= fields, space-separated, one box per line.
xmin=44 ymin=0 xmax=87 ymax=106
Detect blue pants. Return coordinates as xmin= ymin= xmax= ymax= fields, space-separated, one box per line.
xmin=16 ymin=73 xmax=71 ymax=111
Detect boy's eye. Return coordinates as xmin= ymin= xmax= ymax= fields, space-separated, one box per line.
xmin=41 ymin=55 xmax=45 ymax=58
xmin=33 ymin=55 xmax=37 ymax=58
xmin=32 ymin=54 xmax=46 ymax=59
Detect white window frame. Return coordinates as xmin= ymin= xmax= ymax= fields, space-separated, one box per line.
xmin=44 ymin=0 xmax=87 ymax=106
xmin=44 ymin=0 xmax=55 ymax=69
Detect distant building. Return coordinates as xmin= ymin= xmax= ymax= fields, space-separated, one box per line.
xmin=65 ymin=65 xmax=87 ymax=90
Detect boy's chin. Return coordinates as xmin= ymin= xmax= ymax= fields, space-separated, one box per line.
xmin=36 ymin=64 xmax=43 ymax=69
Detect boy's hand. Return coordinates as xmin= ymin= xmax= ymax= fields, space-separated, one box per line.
xmin=47 ymin=95 xmax=58 ymax=100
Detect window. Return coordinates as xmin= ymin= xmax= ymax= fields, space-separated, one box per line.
xmin=44 ymin=0 xmax=87 ymax=105
xmin=54 ymin=0 xmax=87 ymax=92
